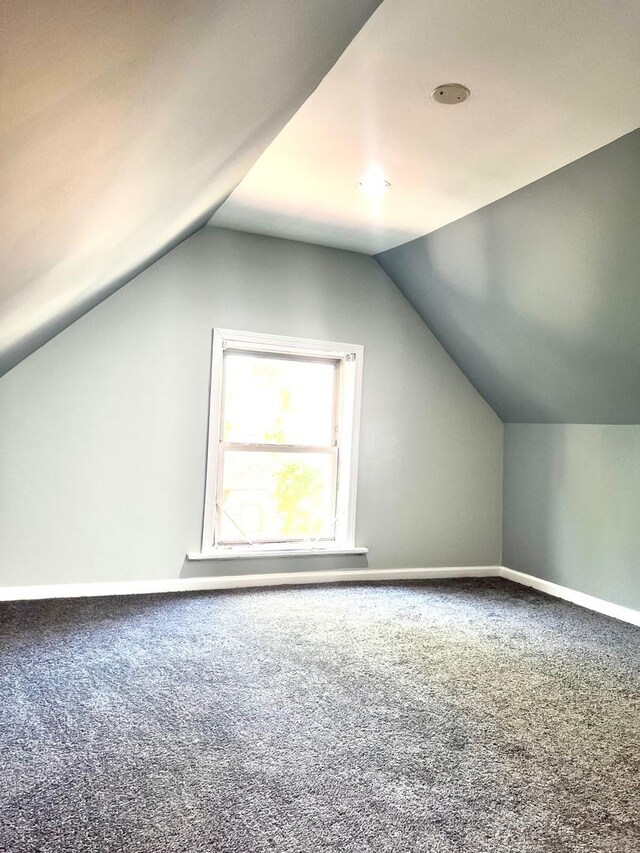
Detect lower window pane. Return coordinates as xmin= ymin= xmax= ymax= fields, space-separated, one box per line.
xmin=218 ymin=451 xmax=336 ymax=544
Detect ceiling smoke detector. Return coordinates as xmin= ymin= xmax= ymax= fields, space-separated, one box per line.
xmin=431 ymin=83 xmax=470 ymax=105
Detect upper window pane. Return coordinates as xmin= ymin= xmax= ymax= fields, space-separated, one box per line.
xmin=222 ymin=353 xmax=336 ymax=446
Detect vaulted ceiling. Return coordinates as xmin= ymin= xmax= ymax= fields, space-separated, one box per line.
xmin=0 ymin=0 xmax=381 ymax=376
xmin=3 ymin=0 xmax=639 ymax=425
xmin=377 ymin=130 xmax=640 ymax=423
xmin=209 ymin=0 xmax=640 ymax=424
xmin=213 ymin=0 xmax=640 ymax=253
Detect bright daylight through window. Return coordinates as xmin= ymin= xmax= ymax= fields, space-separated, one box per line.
xmin=201 ymin=330 xmax=364 ymax=556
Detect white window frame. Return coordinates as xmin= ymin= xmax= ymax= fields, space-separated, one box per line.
xmin=199 ymin=329 xmax=365 ymax=559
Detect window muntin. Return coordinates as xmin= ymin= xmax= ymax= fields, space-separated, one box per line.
xmin=202 ymin=330 xmax=363 ymax=554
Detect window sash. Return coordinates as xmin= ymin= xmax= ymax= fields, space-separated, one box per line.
xmin=221 ymin=349 xmax=340 ymax=448
xmin=215 ymin=445 xmax=339 ymax=546
xmin=215 ymin=348 xmax=340 ymax=546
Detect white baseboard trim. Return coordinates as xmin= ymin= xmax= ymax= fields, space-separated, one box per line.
xmin=0 ymin=566 xmax=500 ymax=602
xmin=2 ymin=567 xmax=636 ymax=626
xmin=500 ymin=566 xmax=640 ymax=627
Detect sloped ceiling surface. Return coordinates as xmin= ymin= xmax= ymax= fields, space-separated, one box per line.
xmin=0 ymin=0 xmax=381 ymax=376
xmin=377 ymin=130 xmax=640 ymax=424
xmin=213 ymin=0 xmax=640 ymax=254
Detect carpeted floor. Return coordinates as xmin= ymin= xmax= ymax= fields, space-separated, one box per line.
xmin=0 ymin=578 xmax=638 ymax=852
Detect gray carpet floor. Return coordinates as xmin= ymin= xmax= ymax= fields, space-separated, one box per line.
xmin=1 ymin=578 xmax=638 ymax=852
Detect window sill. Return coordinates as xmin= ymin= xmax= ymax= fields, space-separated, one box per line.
xmin=186 ymin=546 xmax=368 ymax=562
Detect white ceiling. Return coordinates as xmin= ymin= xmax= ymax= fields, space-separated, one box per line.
xmin=0 ymin=0 xmax=380 ymax=375
xmin=213 ymin=0 xmax=640 ymax=254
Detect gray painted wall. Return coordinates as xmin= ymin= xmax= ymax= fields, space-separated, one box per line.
xmin=503 ymin=424 xmax=640 ymax=610
xmin=376 ymin=129 xmax=640 ymax=424
xmin=0 ymin=227 xmax=502 ymax=588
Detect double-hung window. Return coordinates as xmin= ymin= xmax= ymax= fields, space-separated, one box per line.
xmin=200 ymin=329 xmax=364 ymax=557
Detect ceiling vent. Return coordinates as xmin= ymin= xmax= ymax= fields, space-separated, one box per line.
xmin=431 ymin=83 xmax=470 ymax=104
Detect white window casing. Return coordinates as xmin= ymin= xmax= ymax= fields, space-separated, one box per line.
xmin=199 ymin=329 xmax=365 ymax=558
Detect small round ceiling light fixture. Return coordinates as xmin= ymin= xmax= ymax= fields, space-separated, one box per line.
xmin=357 ymin=167 xmax=391 ymax=196
xmin=431 ymin=83 xmax=471 ymax=105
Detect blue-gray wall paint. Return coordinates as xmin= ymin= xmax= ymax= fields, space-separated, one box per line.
xmin=376 ymin=129 xmax=640 ymax=424
xmin=503 ymin=424 xmax=640 ymax=610
xmin=0 ymin=227 xmax=502 ymax=588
